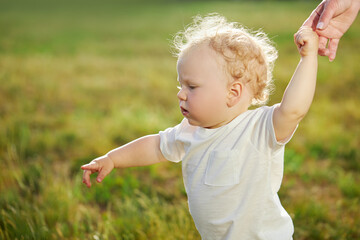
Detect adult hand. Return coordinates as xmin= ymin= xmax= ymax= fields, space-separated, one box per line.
xmin=303 ymin=0 xmax=360 ymax=61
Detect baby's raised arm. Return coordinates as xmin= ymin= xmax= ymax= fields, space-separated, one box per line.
xmin=81 ymin=134 xmax=167 ymax=188
xmin=273 ymin=27 xmax=319 ymax=142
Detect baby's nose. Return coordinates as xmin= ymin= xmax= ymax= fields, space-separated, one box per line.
xmin=177 ymin=89 xmax=187 ymax=101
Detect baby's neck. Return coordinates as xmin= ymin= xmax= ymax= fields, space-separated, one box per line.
xmin=205 ymin=103 xmax=250 ymax=129
xmin=227 ymin=103 xmax=250 ymax=123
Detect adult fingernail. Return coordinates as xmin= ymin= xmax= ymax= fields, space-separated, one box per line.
xmin=316 ymin=22 xmax=324 ymax=30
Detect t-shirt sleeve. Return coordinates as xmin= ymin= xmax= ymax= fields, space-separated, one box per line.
xmin=269 ymin=103 xmax=298 ymax=147
xmin=252 ymin=104 xmax=298 ymax=154
xmin=252 ymin=104 xmax=298 ymax=193
xmin=158 ymin=120 xmax=185 ymax=163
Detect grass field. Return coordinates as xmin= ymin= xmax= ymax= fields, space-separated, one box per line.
xmin=0 ymin=0 xmax=359 ymax=239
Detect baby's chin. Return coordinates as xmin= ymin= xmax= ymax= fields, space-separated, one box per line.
xmin=186 ymin=118 xmax=221 ymax=129
xmin=186 ymin=118 xmax=204 ymax=127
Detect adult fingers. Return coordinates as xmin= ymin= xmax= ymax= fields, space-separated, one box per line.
xmin=302 ymin=2 xmax=323 ymax=29
xmin=302 ymin=11 xmax=318 ymax=29
xmin=328 ymin=38 xmax=340 ymax=61
xmin=317 ymin=1 xmax=336 ymax=30
xmin=317 ymin=36 xmax=329 ymax=56
xmin=318 ymin=0 xmax=353 ymax=30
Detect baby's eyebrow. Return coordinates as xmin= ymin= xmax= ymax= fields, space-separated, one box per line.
xmin=178 ymin=77 xmax=196 ymax=85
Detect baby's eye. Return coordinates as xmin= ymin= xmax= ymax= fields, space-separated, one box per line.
xmin=189 ymin=85 xmax=197 ymax=90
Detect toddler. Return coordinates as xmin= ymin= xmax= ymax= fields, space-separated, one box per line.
xmin=82 ymin=14 xmax=319 ymax=240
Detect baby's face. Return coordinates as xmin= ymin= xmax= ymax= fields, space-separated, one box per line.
xmin=177 ymin=44 xmax=230 ymax=129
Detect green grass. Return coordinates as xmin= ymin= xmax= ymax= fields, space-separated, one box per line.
xmin=1 ymin=0 xmax=359 ymax=239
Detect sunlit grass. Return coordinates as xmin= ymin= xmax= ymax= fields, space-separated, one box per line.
xmin=0 ymin=0 xmax=359 ymax=239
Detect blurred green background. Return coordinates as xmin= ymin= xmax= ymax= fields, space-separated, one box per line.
xmin=0 ymin=0 xmax=359 ymax=239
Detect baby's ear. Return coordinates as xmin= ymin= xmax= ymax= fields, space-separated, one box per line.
xmin=227 ymin=82 xmax=243 ymax=107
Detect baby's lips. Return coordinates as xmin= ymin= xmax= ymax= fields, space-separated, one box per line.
xmin=180 ymin=106 xmax=189 ymax=114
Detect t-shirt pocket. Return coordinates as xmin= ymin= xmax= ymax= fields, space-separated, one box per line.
xmin=204 ymin=149 xmax=241 ymax=186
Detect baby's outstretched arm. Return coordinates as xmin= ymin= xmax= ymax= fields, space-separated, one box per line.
xmin=81 ymin=134 xmax=167 ymax=188
xmin=273 ymin=27 xmax=319 ymax=142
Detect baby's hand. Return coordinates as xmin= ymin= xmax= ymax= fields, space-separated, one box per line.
xmin=294 ymin=26 xmax=319 ymax=57
xmin=81 ymin=155 xmax=114 ymax=188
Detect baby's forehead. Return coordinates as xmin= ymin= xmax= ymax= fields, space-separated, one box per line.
xmin=177 ymin=43 xmax=227 ymax=67
xmin=176 ymin=43 xmax=231 ymax=85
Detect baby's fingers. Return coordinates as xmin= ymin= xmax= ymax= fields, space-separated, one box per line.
xmin=96 ymin=166 xmax=112 ymax=183
xmin=81 ymin=161 xmax=100 ymax=188
xmin=82 ymin=169 xmax=93 ymax=188
xmin=295 ymin=27 xmax=312 ymax=45
xmin=294 ymin=27 xmax=318 ymax=56
xmin=81 ymin=161 xmax=100 ymax=171
xmin=294 ymin=32 xmax=306 ymax=54
xmin=295 ymin=34 xmax=305 ymax=48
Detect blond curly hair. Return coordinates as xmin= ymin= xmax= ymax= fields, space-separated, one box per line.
xmin=172 ymin=14 xmax=278 ymax=105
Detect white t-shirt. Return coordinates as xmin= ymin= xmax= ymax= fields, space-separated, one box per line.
xmin=159 ymin=105 xmax=295 ymax=240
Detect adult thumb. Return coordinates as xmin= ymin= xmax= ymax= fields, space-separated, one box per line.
xmin=317 ymin=2 xmax=336 ymax=30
